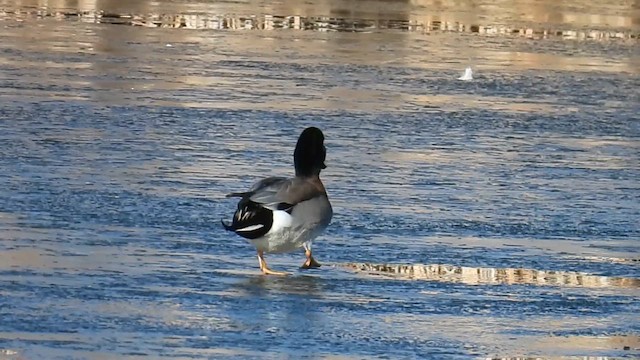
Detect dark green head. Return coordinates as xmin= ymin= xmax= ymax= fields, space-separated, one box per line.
xmin=294 ymin=127 xmax=327 ymax=177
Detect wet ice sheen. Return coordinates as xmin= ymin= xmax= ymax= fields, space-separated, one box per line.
xmin=0 ymin=0 xmax=639 ymax=359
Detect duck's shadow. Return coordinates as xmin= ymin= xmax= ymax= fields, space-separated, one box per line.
xmin=232 ymin=268 xmax=330 ymax=298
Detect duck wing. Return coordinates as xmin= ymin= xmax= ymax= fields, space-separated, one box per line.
xmin=227 ymin=176 xmax=322 ymax=211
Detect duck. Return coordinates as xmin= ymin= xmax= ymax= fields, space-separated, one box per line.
xmin=222 ymin=127 xmax=333 ymax=275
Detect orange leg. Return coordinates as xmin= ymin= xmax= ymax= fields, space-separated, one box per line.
xmin=301 ymin=249 xmax=322 ymax=269
xmin=257 ymin=250 xmax=288 ymax=276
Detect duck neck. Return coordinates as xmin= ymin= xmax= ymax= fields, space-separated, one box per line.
xmin=295 ymin=167 xmax=321 ymax=178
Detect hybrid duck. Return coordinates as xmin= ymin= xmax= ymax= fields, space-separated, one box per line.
xmin=222 ymin=127 xmax=333 ymax=275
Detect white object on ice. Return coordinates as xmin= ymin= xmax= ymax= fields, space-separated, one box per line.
xmin=458 ymin=66 xmax=473 ymax=81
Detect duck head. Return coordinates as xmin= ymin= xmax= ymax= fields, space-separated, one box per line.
xmin=294 ymin=127 xmax=327 ymax=177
